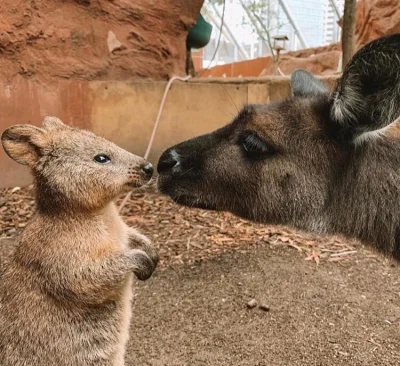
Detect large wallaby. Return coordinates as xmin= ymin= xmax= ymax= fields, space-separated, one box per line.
xmin=157 ymin=33 xmax=400 ymax=260
xmin=0 ymin=117 xmax=158 ymax=366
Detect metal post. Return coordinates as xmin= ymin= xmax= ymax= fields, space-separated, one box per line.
xmin=277 ymin=0 xmax=309 ymax=49
xmin=203 ymin=7 xmax=249 ymax=61
xmin=239 ymin=0 xmax=273 ymax=56
xmin=329 ymin=0 xmax=342 ymax=19
xmin=211 ymin=4 xmax=250 ymax=60
xmin=258 ymin=38 xmax=263 ymax=57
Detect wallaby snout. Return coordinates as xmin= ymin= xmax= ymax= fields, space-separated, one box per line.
xmin=158 ymin=149 xmax=180 ymax=174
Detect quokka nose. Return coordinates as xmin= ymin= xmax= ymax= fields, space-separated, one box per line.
xmin=157 ymin=149 xmax=179 ymax=173
xmin=140 ymin=163 xmax=154 ymax=178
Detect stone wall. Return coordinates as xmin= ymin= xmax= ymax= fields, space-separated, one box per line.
xmin=0 ymin=0 xmax=204 ymax=84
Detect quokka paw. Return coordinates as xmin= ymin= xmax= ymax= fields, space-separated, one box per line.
xmin=129 ymin=232 xmax=159 ymax=267
xmin=130 ymin=249 xmax=157 ymax=281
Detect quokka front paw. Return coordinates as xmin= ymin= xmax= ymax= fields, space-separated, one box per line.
xmin=128 ymin=230 xmax=159 ymax=267
xmin=146 ymin=244 xmax=159 ymax=268
xmin=129 ymin=249 xmax=157 ymax=281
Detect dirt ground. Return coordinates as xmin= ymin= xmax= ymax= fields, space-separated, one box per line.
xmin=1 ymin=187 xmax=400 ymax=365
xmin=128 ymin=246 xmax=400 ymax=366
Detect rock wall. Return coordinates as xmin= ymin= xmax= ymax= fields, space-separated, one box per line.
xmin=0 ymin=0 xmax=204 ymax=83
xmin=259 ymin=44 xmax=341 ymax=76
xmin=0 ymin=0 xmax=398 ymax=82
xmin=339 ymin=0 xmax=400 ymax=48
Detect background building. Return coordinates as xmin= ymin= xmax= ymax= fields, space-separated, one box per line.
xmin=201 ymin=0 xmax=344 ymax=68
xmin=324 ymin=0 xmax=345 ymax=44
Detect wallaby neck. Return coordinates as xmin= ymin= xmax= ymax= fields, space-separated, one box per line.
xmin=326 ymin=140 xmax=400 ymax=259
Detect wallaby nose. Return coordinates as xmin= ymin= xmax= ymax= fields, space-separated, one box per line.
xmin=157 ymin=149 xmax=180 ymax=173
xmin=140 ymin=162 xmax=154 ymax=178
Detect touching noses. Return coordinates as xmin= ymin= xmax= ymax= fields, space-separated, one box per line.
xmin=140 ymin=162 xmax=154 ymax=178
xmin=157 ymin=149 xmax=180 ymax=174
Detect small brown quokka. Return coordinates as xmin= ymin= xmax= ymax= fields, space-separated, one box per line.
xmin=0 ymin=117 xmax=159 ymax=366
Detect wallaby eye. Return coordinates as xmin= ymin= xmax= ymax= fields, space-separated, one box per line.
xmin=94 ymin=154 xmax=111 ymax=164
xmin=240 ymin=132 xmax=272 ymax=159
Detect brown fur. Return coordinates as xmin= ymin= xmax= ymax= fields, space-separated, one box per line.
xmin=0 ymin=117 xmax=158 ymax=366
xmin=157 ymin=34 xmax=400 ymax=261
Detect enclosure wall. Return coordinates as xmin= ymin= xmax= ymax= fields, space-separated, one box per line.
xmin=0 ymin=77 xmax=338 ymax=188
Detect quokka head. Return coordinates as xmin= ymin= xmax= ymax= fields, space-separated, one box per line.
xmin=2 ymin=117 xmax=153 ymax=212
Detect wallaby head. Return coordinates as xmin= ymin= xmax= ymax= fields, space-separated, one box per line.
xmin=2 ymin=117 xmax=153 ymax=212
xmin=157 ymin=33 xmax=400 ymax=259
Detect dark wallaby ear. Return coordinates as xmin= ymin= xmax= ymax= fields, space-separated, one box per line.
xmin=1 ymin=124 xmax=49 ymax=166
xmin=291 ymin=69 xmax=328 ymax=98
xmin=331 ymin=34 xmax=400 ymax=143
xmin=42 ymin=116 xmax=67 ymax=131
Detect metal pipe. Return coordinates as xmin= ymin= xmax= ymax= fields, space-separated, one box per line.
xmin=239 ymin=0 xmax=273 ymax=56
xmin=203 ymin=8 xmax=247 ymax=60
xmin=211 ymin=4 xmax=250 ymax=60
xmin=203 ymin=8 xmax=249 ymax=61
xmin=277 ymin=0 xmax=309 ymax=49
xmin=329 ymin=0 xmax=342 ymax=19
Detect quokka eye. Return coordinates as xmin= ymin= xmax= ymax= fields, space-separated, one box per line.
xmin=240 ymin=131 xmax=274 ymax=159
xmin=94 ymin=154 xmax=111 ymax=164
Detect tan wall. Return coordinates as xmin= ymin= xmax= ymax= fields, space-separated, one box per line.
xmin=0 ymin=76 xmax=338 ymax=188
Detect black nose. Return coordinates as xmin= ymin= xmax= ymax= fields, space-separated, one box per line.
xmin=140 ymin=163 xmax=154 ymax=178
xmin=157 ymin=150 xmax=179 ymax=173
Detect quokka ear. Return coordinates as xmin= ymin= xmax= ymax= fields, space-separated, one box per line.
xmin=1 ymin=124 xmax=49 ymax=166
xmin=291 ymin=69 xmax=328 ymax=98
xmin=331 ymin=33 xmax=400 ymax=144
xmin=42 ymin=116 xmax=67 ymax=131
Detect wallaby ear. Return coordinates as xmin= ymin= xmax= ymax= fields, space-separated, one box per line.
xmin=331 ymin=34 xmax=400 ymax=143
xmin=1 ymin=124 xmax=49 ymax=166
xmin=42 ymin=116 xmax=67 ymax=131
xmin=291 ymin=69 xmax=328 ymax=98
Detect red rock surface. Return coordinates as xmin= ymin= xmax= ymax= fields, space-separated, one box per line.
xmin=0 ymin=0 xmax=204 ymax=83
xmin=259 ymin=44 xmax=341 ymax=76
xmin=0 ymin=0 xmax=398 ymax=82
xmin=341 ymin=0 xmax=400 ymax=48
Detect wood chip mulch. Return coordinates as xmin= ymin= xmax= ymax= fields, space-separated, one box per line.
xmin=0 ymin=186 xmax=374 ymax=268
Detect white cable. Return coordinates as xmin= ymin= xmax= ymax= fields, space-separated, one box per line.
xmin=143 ymin=75 xmax=191 ymax=160
xmin=118 ymin=75 xmax=191 ymax=213
xmin=277 ymin=67 xmax=285 ymax=76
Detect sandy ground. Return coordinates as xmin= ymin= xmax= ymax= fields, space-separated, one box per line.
xmin=127 ymin=245 xmax=400 ymax=366
xmin=1 ymin=188 xmax=399 ymax=365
